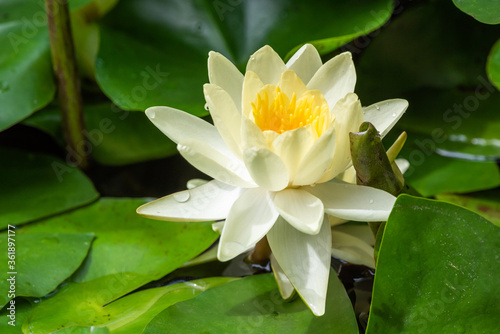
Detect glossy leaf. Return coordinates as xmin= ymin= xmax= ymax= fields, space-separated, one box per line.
xmin=144 ymin=272 xmax=358 ymax=334
xmin=26 ymin=277 xmax=234 ymax=334
xmin=0 ymin=2 xmax=55 ymax=131
xmin=452 ymin=0 xmax=500 ymax=24
xmin=487 ymin=39 xmax=500 ymax=90
xmin=96 ymin=0 xmax=393 ymax=114
xmin=0 ymin=149 xmax=99 ymax=228
xmin=0 ymin=298 xmax=32 ymax=333
xmin=367 ymin=195 xmax=500 ymax=333
xmin=437 ymin=190 xmax=500 ymax=227
xmin=24 ymin=103 xmax=178 ymax=165
xmin=18 ymin=198 xmax=218 ymax=333
xmin=53 ymin=327 xmax=109 ymax=334
xmin=0 ymin=233 xmax=93 ymax=307
xmin=384 ymin=131 xmax=500 ymax=197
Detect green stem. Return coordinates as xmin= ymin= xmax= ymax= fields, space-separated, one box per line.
xmin=45 ymin=0 xmax=88 ymax=169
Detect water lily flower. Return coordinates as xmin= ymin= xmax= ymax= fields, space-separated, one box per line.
xmin=137 ymin=44 xmax=408 ymax=315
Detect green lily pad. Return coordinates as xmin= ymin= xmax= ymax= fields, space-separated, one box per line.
xmin=96 ymin=0 xmax=393 ymax=114
xmin=53 ymin=327 xmax=109 ymax=334
xmin=384 ymin=131 xmax=500 ymax=197
xmin=144 ymin=271 xmax=358 ymax=334
xmin=0 ymin=2 xmax=55 ymax=131
xmin=356 ymin=0 xmax=500 ymax=104
xmin=0 ymin=233 xmax=94 ymax=307
xmin=24 ymin=103 xmax=178 ymax=165
xmin=366 ymin=195 xmax=500 ymax=333
xmin=0 ymin=149 xmax=99 ymax=228
xmin=487 ymin=39 xmax=500 ymax=90
xmin=26 ymin=277 xmax=234 ymax=333
xmin=437 ymin=190 xmax=500 ymax=227
xmin=17 ymin=198 xmax=218 ymax=332
xmin=452 ymin=0 xmax=500 ymax=24
xmin=0 ymin=298 xmax=32 ymax=333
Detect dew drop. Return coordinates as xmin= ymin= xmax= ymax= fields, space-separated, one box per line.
xmin=375 ymin=105 xmax=380 ymax=110
xmin=204 ymin=103 xmax=209 ymax=111
xmin=369 ymin=199 xmax=374 ymax=204
xmin=148 ymin=110 xmax=156 ymax=119
xmin=250 ymin=56 xmax=255 ymax=61
xmin=0 ymin=81 xmax=10 ymax=93
xmin=392 ymin=113 xmax=397 ymax=117
xmin=174 ymin=191 xmax=190 ymax=203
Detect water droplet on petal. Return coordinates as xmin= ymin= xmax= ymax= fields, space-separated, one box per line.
xmin=174 ymin=191 xmax=190 ymax=203
xmin=369 ymin=199 xmax=374 ymax=204
xmin=204 ymin=103 xmax=209 ymax=111
xmin=392 ymin=113 xmax=397 ymax=117
xmin=250 ymin=56 xmax=255 ymax=61
xmin=375 ymin=105 xmax=380 ymax=110
xmin=149 ymin=110 xmax=156 ymax=119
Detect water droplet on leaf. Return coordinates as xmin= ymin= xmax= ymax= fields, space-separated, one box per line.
xmin=0 ymin=81 xmax=10 ymax=93
xmin=174 ymin=191 xmax=190 ymax=203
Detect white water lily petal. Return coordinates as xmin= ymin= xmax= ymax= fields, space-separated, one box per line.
xmin=331 ymin=224 xmax=375 ymax=268
xmin=212 ymin=221 xmax=224 ymax=234
xmin=186 ymin=178 xmax=209 ymax=189
xmin=241 ymin=116 xmax=268 ymax=149
xmin=286 ymin=44 xmax=322 ymax=85
xmin=272 ymin=126 xmax=315 ymax=180
xmin=204 ymin=84 xmax=243 ymax=157
xmin=338 ymin=166 xmax=357 ymax=184
xmin=293 ymin=123 xmax=336 ymax=186
xmin=247 ymin=45 xmax=287 ymax=85
xmin=318 ymin=93 xmax=363 ymax=182
xmin=268 ymin=216 xmax=331 ymax=316
xmin=208 ymin=51 xmax=244 ymax=111
xmin=178 ymin=139 xmax=255 ymax=188
xmin=145 ymin=106 xmax=229 ymax=155
xmin=395 ymin=158 xmax=410 ymax=174
xmin=218 ymin=188 xmax=278 ymax=261
xmin=277 ymin=70 xmax=308 ymax=100
xmin=307 ymin=52 xmax=356 ymax=110
xmin=306 ymin=180 xmax=396 ymax=222
xmin=273 ymin=189 xmax=324 ymax=235
xmin=137 ymin=180 xmax=240 ymax=222
xmin=363 ymin=99 xmax=408 ymax=138
xmin=271 ymin=254 xmax=295 ymax=300
xmin=243 ymin=147 xmax=289 ymax=191
xmin=242 ymin=71 xmax=264 ymax=117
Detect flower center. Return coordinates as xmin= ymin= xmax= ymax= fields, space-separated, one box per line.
xmin=251 ymin=86 xmax=331 ymax=136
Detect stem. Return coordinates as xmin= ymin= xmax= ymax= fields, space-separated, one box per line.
xmin=248 ymin=236 xmax=272 ymax=265
xmin=45 ymin=0 xmax=88 ymax=169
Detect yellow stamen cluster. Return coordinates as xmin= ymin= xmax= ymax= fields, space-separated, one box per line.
xmin=251 ymin=86 xmax=331 ymax=136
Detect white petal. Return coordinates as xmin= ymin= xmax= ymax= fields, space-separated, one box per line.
xmin=277 ymin=70 xmax=308 ymax=100
xmin=145 ymin=106 xmax=229 ymax=155
xmin=363 ymin=99 xmax=408 ymax=138
xmin=243 ymin=147 xmax=289 ymax=191
xmin=212 ymin=221 xmax=224 ymax=234
xmin=186 ymin=178 xmax=209 ymax=189
xmin=242 ymin=71 xmax=264 ymax=117
xmin=307 ymin=52 xmax=356 ymax=110
xmin=331 ymin=224 xmax=375 ymax=268
xmin=306 ymin=179 xmax=396 ymax=222
xmin=218 ymin=188 xmax=278 ymax=261
xmin=271 ymin=254 xmax=295 ymax=300
xmin=267 ymin=216 xmax=331 ymax=316
xmin=272 ymin=126 xmax=315 ymax=181
xmin=208 ymin=51 xmax=244 ymax=111
xmin=286 ymin=44 xmax=323 ymax=85
xmin=246 ymin=45 xmax=287 ymax=85
xmin=395 ymin=158 xmax=410 ymax=174
xmin=178 ymin=139 xmax=255 ymax=188
xmin=293 ymin=123 xmax=336 ymax=186
xmin=136 ymin=180 xmax=240 ymax=222
xmin=318 ymin=93 xmax=363 ymax=182
xmin=273 ymin=189 xmax=324 ymax=235
xmin=204 ymin=84 xmax=243 ymax=157
xmin=338 ymin=166 xmax=357 ymax=184
xmin=241 ymin=116 xmax=267 ymax=149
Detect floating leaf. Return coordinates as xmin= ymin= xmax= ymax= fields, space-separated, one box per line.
xmin=487 ymin=39 xmax=500 ymax=90
xmin=0 ymin=298 xmax=32 ymax=333
xmin=452 ymin=0 xmax=500 ymax=24
xmin=0 ymin=149 xmax=99 ymax=228
xmin=96 ymin=0 xmax=393 ymax=114
xmin=18 ymin=198 xmax=218 ymax=333
xmin=0 ymin=233 xmax=94 ymax=307
xmin=367 ymin=195 xmax=500 ymax=333
xmin=144 ymin=272 xmax=358 ymax=334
